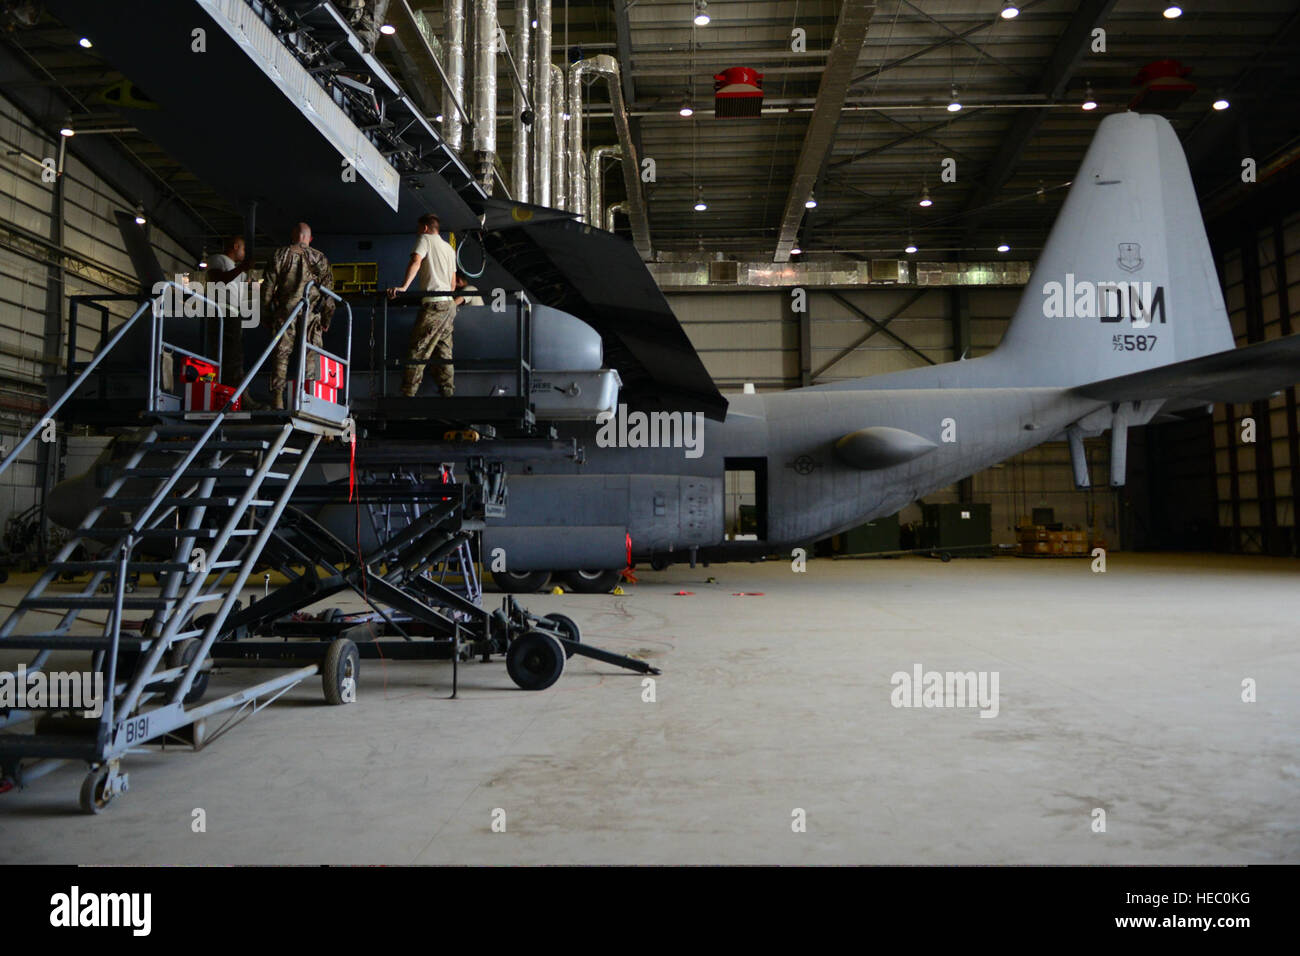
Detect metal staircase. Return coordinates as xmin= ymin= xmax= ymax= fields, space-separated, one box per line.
xmin=0 ymin=280 xmax=354 ymax=811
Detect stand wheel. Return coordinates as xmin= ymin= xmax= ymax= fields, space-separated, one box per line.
xmin=939 ymin=551 xmax=952 ymax=563
xmin=542 ymin=613 xmax=580 ymax=659
xmin=168 ymin=638 xmax=210 ymax=705
xmin=322 ymin=638 xmax=359 ymax=705
xmin=79 ymin=764 xmax=123 ymax=814
xmin=506 ymin=631 xmax=566 ymax=690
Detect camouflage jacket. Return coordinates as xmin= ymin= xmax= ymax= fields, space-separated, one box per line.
xmin=261 ymin=243 xmax=336 ymax=329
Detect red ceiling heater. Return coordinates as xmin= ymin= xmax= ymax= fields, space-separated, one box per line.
xmin=1129 ymin=59 xmax=1197 ymax=112
xmin=714 ymin=67 xmax=764 ymax=118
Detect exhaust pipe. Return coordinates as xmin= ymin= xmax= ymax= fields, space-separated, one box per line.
xmin=511 ymin=0 xmax=531 ymax=202
xmin=441 ymin=0 xmax=466 ymax=151
xmin=589 ymin=144 xmax=622 ymax=232
xmin=471 ymin=0 xmax=498 ymax=191
xmin=532 ymin=0 xmax=551 ymax=206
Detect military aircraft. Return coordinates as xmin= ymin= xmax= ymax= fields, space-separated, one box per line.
xmin=476 ymin=111 xmax=1300 ymax=592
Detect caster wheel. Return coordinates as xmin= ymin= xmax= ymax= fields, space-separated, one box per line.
xmin=79 ymin=764 xmax=126 ymax=814
xmin=541 ymin=613 xmax=580 ymax=659
xmin=322 ymin=638 xmax=359 ymax=705
xmin=506 ymin=631 xmax=566 ymax=690
xmin=560 ymin=569 xmax=623 ymax=594
xmin=939 ymin=551 xmax=952 ymax=563
xmin=490 ymin=570 xmax=552 ymax=593
xmin=168 ymin=638 xmax=210 ymax=704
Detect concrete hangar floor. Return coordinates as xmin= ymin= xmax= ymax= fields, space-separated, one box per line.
xmin=1 ymin=552 xmax=1295 ymax=865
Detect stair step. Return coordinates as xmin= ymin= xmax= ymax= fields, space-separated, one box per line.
xmin=154 ymin=424 xmax=297 ymax=437
xmin=165 ymin=441 xmax=303 ymax=454
xmin=1 ymin=633 xmax=156 ymax=651
xmin=124 ymin=467 xmax=264 ymax=478
xmin=20 ymin=594 xmax=223 ymax=610
xmin=79 ymin=527 xmax=259 ymax=540
xmin=0 ymin=735 xmax=102 ymax=760
xmin=112 ymin=497 xmax=275 ymax=508
xmin=50 ymin=560 xmax=190 ymax=574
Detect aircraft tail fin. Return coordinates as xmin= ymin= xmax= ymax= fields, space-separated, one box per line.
xmin=995 ymin=112 xmax=1235 ymax=387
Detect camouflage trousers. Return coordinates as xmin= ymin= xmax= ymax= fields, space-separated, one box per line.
xmin=268 ymin=310 xmax=326 ymax=408
xmin=401 ymin=299 xmax=457 ymax=397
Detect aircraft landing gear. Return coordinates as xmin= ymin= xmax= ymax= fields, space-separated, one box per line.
xmin=560 ymin=569 xmax=622 ymax=593
xmin=490 ymin=569 xmax=552 ymax=593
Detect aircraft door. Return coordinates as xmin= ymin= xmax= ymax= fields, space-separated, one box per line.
xmin=723 ymin=457 xmax=768 ymax=541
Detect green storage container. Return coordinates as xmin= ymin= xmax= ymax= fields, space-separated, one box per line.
xmin=839 ymin=513 xmax=900 ymax=554
xmin=919 ymin=503 xmax=992 ymax=557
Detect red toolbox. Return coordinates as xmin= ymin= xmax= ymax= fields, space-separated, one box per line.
xmin=296 ymin=355 xmax=343 ymax=403
xmin=181 ymin=357 xmax=241 ymax=411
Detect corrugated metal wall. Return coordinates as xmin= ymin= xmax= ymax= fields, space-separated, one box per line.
xmin=1213 ymin=208 xmax=1300 ymax=554
xmin=0 ymin=91 xmax=194 ymax=546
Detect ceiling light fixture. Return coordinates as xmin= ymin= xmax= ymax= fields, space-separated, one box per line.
xmin=1082 ymin=84 xmax=1097 ymax=110
xmin=1000 ymin=1 xmax=1020 ymax=19
xmin=1163 ymin=5 xmax=1183 ymax=18
xmin=947 ymin=86 xmax=962 ymax=112
xmin=1212 ymin=94 xmax=1230 ymax=110
xmin=791 ymin=246 xmax=802 ymax=255
xmin=918 ymin=185 xmax=932 ymax=208
xmin=997 ymin=241 xmax=1011 ymax=253
xmin=59 ymin=116 xmax=75 ymax=137
xmin=379 ymin=23 xmax=396 ymax=35
xmin=679 ymin=94 xmax=694 ymax=117
xmin=694 ymin=0 xmax=710 ymax=27
xmin=78 ymin=37 xmax=92 ymax=49
xmin=198 ymin=250 xmax=208 ymax=269
xmin=805 ymin=195 xmax=817 ymax=209
xmin=904 ymin=239 xmax=918 ymax=255
xmin=693 ymin=186 xmax=707 ymax=212
xmin=134 ymin=203 xmax=146 ymax=226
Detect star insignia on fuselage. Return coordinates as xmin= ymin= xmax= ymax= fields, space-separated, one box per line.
xmin=787 ymin=454 xmax=821 ymax=475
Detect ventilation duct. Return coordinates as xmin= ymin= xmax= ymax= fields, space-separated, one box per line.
xmin=604 ymin=201 xmax=627 ymax=233
xmin=588 ymin=143 xmax=621 ymax=235
xmin=471 ymin=0 xmax=498 ymax=191
xmin=511 ymin=0 xmax=530 ymax=202
xmin=531 ymin=0 xmax=551 ymax=206
xmin=441 ymin=0 xmax=466 ymax=151
xmin=550 ymin=64 xmax=567 ymax=209
xmin=566 ymin=55 xmax=651 ymax=257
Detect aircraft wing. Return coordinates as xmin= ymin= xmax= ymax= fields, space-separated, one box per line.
xmin=484 ymin=216 xmax=729 ymax=421
xmin=1073 ymin=334 xmax=1300 ymax=405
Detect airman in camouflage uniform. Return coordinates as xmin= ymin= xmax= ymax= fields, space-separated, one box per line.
xmin=261 ymin=222 xmax=335 ymax=409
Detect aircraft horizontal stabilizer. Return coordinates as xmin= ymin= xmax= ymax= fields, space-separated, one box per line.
xmin=1073 ymin=333 xmax=1300 ymax=405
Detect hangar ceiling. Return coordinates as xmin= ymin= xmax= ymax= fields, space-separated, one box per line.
xmin=3 ymin=0 xmax=1299 ymax=262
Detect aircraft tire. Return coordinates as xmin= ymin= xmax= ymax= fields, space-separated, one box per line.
xmin=560 ymin=569 xmax=623 ymax=594
xmin=490 ymin=570 xmax=553 ymax=593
